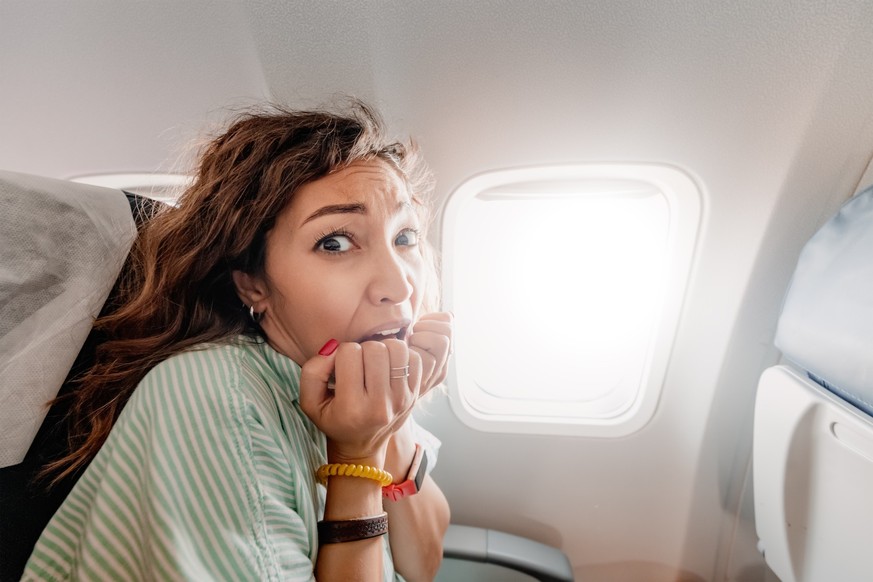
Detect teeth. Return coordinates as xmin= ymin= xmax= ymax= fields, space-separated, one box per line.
xmin=376 ymin=328 xmax=402 ymax=336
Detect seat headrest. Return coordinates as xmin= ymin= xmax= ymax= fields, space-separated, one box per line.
xmin=774 ymin=185 xmax=873 ymax=415
xmin=0 ymin=171 xmax=137 ymax=467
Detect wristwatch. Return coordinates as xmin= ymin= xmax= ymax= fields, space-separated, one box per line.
xmin=382 ymin=443 xmax=428 ymax=501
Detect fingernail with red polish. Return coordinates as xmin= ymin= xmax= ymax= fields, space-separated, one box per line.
xmin=319 ymin=339 xmax=339 ymax=356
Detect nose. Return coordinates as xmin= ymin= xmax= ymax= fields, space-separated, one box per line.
xmin=368 ymin=246 xmax=415 ymax=305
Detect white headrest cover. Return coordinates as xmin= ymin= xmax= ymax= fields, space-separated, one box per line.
xmin=775 ymin=185 xmax=873 ymax=415
xmin=0 ymin=171 xmax=136 ymax=467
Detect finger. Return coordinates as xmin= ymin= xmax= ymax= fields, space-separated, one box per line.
xmin=299 ymin=339 xmax=339 ymax=418
xmin=333 ymin=342 xmax=365 ymax=407
xmin=381 ymin=339 xmax=415 ymax=418
xmin=410 ymin=322 xmax=452 ymax=356
xmin=360 ymin=341 xmax=390 ymax=398
xmin=409 ymin=331 xmax=450 ymax=391
xmin=415 ymin=311 xmax=453 ymax=323
xmin=382 ymin=338 xmax=410 ymax=387
xmin=388 ymin=345 xmax=418 ymax=430
xmin=407 ymin=350 xmax=423 ymax=401
xmin=411 ymin=316 xmax=453 ymax=356
xmin=410 ymin=344 xmax=438 ymax=395
xmin=430 ymin=359 xmax=448 ymax=388
xmin=410 ymin=320 xmax=452 ymax=337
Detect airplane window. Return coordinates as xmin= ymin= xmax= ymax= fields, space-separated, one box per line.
xmin=442 ymin=165 xmax=701 ymax=436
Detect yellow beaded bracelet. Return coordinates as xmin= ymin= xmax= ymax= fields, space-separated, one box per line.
xmin=316 ymin=463 xmax=393 ymax=487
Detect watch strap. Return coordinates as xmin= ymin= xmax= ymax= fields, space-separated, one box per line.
xmin=382 ymin=443 xmax=428 ymax=501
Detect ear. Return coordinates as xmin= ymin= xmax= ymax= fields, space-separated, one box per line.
xmin=232 ymin=270 xmax=269 ymax=309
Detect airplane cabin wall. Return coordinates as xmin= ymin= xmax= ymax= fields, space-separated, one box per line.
xmin=0 ymin=1 xmax=270 ymax=179
xmin=3 ymin=1 xmax=873 ymax=580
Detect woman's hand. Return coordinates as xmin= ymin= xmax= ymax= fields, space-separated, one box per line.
xmin=408 ymin=311 xmax=453 ymax=396
xmin=298 ymin=311 xmax=451 ymax=464
xmin=299 ymin=338 xmax=424 ymax=465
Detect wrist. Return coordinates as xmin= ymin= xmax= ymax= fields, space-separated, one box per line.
xmin=320 ymin=447 xmax=389 ymax=520
xmin=326 ymin=441 xmax=387 ymax=469
xmin=322 ymin=474 xmax=384 ymax=520
xmin=383 ymin=422 xmax=415 ymax=477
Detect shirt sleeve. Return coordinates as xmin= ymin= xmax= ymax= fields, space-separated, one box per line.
xmin=127 ymin=349 xmax=319 ymax=581
xmin=32 ymin=349 xmax=320 ymax=582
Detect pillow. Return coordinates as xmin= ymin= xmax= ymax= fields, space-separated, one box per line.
xmin=775 ymin=185 xmax=873 ymax=415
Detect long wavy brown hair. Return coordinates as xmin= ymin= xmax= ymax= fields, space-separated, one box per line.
xmin=45 ymin=100 xmax=436 ymax=483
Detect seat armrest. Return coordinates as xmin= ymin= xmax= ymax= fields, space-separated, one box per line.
xmin=443 ymin=524 xmax=574 ymax=582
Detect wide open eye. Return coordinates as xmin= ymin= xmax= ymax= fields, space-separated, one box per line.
xmin=316 ymin=234 xmax=354 ymax=253
xmin=395 ymin=228 xmax=420 ymax=247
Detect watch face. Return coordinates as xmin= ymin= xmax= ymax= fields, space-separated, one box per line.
xmin=413 ymin=448 xmax=428 ymax=491
xmin=383 ymin=445 xmax=429 ymax=501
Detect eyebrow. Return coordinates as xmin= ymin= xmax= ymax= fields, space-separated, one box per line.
xmin=301 ymin=200 xmax=415 ymax=226
xmin=301 ymin=203 xmax=367 ymax=225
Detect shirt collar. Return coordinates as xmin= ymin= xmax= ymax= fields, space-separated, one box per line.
xmin=248 ymin=334 xmax=303 ymax=399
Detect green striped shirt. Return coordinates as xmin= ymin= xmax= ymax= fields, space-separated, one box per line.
xmin=24 ymin=336 xmax=435 ymax=581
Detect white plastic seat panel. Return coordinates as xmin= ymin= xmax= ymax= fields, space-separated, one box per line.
xmin=754 ymin=365 xmax=873 ymax=582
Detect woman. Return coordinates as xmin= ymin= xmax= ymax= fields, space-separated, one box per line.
xmin=23 ymin=102 xmax=452 ymax=581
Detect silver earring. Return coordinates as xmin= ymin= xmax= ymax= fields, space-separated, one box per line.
xmin=249 ymin=305 xmax=262 ymax=323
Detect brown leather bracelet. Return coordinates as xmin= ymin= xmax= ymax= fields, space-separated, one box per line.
xmin=317 ymin=513 xmax=389 ymax=544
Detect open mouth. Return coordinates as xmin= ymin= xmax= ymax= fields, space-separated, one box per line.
xmin=357 ymin=326 xmax=408 ymax=344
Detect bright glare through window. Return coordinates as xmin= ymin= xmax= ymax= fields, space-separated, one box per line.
xmin=442 ymin=165 xmax=701 ymax=436
xmin=460 ymin=190 xmax=667 ymax=405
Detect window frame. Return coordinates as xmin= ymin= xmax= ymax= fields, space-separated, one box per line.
xmin=440 ymin=163 xmax=702 ymax=437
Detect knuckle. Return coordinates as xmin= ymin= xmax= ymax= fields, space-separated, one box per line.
xmin=299 ymin=364 xmax=321 ymax=382
xmin=361 ymin=341 xmax=387 ymax=356
xmin=337 ymin=342 xmax=362 ymax=356
xmin=385 ymin=338 xmax=408 ymax=358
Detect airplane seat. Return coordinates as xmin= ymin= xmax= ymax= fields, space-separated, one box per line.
xmin=0 ymin=170 xmax=147 ymax=581
xmin=753 ymin=184 xmax=873 ymax=582
xmin=0 ymin=170 xmax=575 ymax=582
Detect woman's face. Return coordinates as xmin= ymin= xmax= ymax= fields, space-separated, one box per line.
xmin=241 ymin=159 xmax=426 ymax=365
